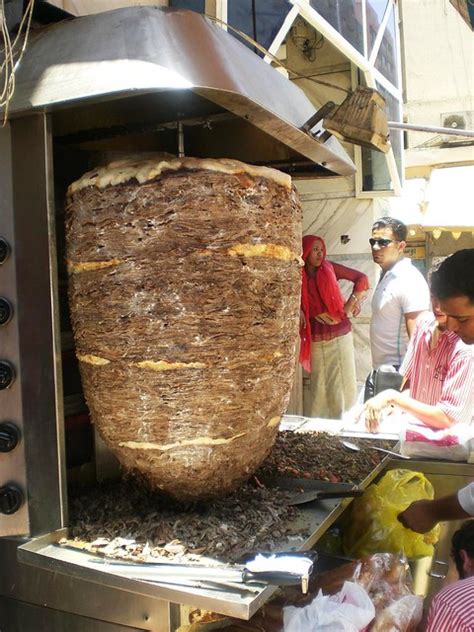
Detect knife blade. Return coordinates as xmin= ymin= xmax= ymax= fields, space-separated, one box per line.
xmin=288 ymin=488 xmax=364 ymax=506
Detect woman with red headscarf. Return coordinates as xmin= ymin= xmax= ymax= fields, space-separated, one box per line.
xmin=300 ymin=235 xmax=369 ymax=419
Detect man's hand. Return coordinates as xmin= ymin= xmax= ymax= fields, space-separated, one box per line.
xmin=399 ymin=491 xmax=470 ymax=531
xmin=315 ymin=312 xmax=341 ymax=325
xmin=398 ymin=499 xmax=438 ymax=533
xmin=364 ymin=389 xmax=398 ymax=432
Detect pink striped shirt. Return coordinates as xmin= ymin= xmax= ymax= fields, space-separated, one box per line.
xmin=426 ymin=575 xmax=474 ymax=631
xmin=400 ymin=313 xmax=474 ymax=425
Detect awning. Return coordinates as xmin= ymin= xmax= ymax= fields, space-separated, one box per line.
xmin=385 ymin=166 xmax=474 ymax=232
xmin=422 ymin=166 xmax=474 ymax=230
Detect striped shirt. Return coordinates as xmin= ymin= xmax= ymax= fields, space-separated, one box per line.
xmin=426 ymin=575 xmax=474 ymax=631
xmin=400 ymin=313 xmax=474 ymax=425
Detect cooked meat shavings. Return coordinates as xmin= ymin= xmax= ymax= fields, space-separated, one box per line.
xmin=68 ymin=477 xmax=308 ymax=563
xmin=257 ymin=431 xmax=396 ymax=485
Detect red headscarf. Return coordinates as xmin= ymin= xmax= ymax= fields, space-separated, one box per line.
xmin=299 ymin=235 xmax=345 ymax=372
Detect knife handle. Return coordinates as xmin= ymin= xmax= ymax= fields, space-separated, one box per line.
xmin=243 ymin=569 xmax=308 ymax=587
xmin=318 ymin=489 xmax=364 ymax=499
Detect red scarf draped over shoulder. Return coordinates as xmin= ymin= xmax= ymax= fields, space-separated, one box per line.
xmin=299 ymin=235 xmax=345 ymax=372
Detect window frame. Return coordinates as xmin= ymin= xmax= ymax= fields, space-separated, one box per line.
xmin=215 ymin=0 xmax=404 ymax=195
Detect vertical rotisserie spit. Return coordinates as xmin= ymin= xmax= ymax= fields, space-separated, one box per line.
xmin=66 ymin=157 xmax=302 ymax=500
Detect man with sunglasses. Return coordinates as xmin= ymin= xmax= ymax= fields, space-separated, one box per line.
xmin=369 ymin=217 xmax=430 ymax=370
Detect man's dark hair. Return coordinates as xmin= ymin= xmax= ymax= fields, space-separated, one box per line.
xmin=451 ymin=519 xmax=474 ymax=579
xmin=372 ymin=217 xmax=408 ymax=242
xmin=431 ymin=249 xmax=474 ymax=304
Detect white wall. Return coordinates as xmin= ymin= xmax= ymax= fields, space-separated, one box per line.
xmin=401 ymin=0 xmax=474 ymax=149
xmin=295 ymin=178 xmax=392 ymax=388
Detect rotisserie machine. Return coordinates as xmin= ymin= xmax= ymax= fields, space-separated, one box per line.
xmin=0 ymin=7 xmax=356 ymax=631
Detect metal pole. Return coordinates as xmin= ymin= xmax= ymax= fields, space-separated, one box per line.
xmin=177 ymin=122 xmax=185 ymax=157
xmin=388 ymin=121 xmax=474 ymax=138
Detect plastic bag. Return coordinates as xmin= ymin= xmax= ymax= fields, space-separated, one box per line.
xmin=371 ymin=594 xmax=423 ymax=632
xmin=305 ymin=553 xmax=423 ymax=632
xmin=400 ymin=421 xmax=474 ymax=461
xmin=283 ymin=581 xmax=375 ymax=632
xmin=342 ymin=469 xmax=440 ymax=559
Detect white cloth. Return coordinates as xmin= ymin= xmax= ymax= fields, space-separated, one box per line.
xmin=304 ymin=331 xmax=357 ymax=420
xmin=370 ymin=258 xmax=430 ymax=369
xmin=458 ymin=482 xmax=474 ymax=516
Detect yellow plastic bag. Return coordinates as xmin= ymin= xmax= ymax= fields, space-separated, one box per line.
xmin=342 ymin=469 xmax=440 ymax=559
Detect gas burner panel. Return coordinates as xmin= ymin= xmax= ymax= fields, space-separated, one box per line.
xmin=0 ymin=229 xmax=28 ymax=535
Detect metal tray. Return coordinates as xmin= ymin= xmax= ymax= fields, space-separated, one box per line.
xmin=17 ymin=463 xmax=384 ymax=622
xmin=16 ymin=442 xmax=392 ymax=622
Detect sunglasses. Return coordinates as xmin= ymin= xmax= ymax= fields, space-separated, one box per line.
xmin=369 ymin=238 xmax=399 ymax=247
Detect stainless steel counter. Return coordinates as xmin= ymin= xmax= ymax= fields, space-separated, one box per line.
xmin=1 ymin=447 xmax=389 ymax=632
xmin=2 ymin=456 xmax=471 ymax=631
xmin=13 ymin=490 xmax=371 ymax=623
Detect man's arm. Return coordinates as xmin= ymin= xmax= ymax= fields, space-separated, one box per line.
xmin=398 ymin=484 xmax=473 ymax=533
xmin=404 ymin=310 xmax=425 ymax=338
xmin=364 ymin=389 xmax=452 ymax=432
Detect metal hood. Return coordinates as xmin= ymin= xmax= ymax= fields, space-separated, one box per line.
xmin=3 ymin=6 xmax=355 ymax=176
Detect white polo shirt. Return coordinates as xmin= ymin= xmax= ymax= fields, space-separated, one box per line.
xmin=370 ymin=257 xmax=430 ymax=368
xmin=458 ymin=483 xmax=474 ymax=515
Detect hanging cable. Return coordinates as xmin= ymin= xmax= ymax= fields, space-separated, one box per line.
xmin=204 ymin=13 xmax=351 ymax=94
xmin=0 ymin=0 xmax=36 ymax=125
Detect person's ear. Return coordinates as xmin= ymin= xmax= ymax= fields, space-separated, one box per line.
xmin=460 ymin=549 xmax=474 ymax=578
xmin=432 ymin=296 xmax=447 ymax=324
xmin=399 ymin=240 xmax=407 ymax=252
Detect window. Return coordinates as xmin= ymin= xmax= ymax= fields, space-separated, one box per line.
xmin=227 ymin=0 xmax=291 ymax=52
xmin=219 ymin=0 xmax=404 ymax=193
xmin=169 ymin=0 xmax=205 ymax=12
xmin=310 ymin=0 xmax=364 ymax=53
xmin=373 ymin=5 xmax=398 ymax=87
xmin=366 ymin=0 xmax=389 ymax=53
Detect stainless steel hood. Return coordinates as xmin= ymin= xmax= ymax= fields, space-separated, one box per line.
xmin=3 ymin=6 xmax=355 ymax=176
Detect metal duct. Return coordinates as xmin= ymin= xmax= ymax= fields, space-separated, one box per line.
xmin=3 ymin=6 xmax=355 ymax=176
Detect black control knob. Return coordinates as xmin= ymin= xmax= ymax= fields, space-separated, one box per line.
xmin=0 ymin=422 xmax=20 ymax=452
xmin=0 ymin=298 xmax=13 ymax=326
xmin=0 ymin=485 xmax=23 ymax=515
xmin=0 ymin=238 xmax=10 ymax=265
xmin=0 ymin=361 xmax=15 ymax=390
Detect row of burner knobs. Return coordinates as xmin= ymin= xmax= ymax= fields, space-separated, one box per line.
xmin=0 ymin=236 xmax=25 ymax=516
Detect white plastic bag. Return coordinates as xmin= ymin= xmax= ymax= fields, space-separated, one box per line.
xmin=283 ymin=581 xmax=375 ymax=632
xmin=400 ymin=421 xmax=474 ymax=461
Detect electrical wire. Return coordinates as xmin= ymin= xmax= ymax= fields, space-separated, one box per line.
xmin=204 ymin=13 xmax=351 ymax=94
xmin=0 ymin=0 xmax=36 ymax=125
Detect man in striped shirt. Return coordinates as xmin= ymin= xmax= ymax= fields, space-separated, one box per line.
xmin=432 ymin=249 xmax=474 ymax=346
xmin=364 ymin=249 xmax=474 ymax=432
xmin=425 ymin=520 xmax=474 ymax=632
